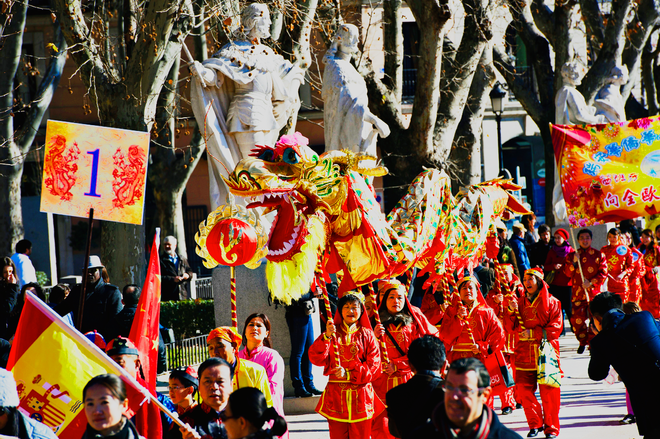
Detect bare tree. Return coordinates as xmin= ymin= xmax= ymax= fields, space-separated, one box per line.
xmin=0 ymin=0 xmax=67 ymax=256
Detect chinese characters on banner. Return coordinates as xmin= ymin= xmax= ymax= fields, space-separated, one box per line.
xmin=40 ymin=120 xmax=149 ymax=225
xmin=552 ymin=117 xmax=660 ymax=227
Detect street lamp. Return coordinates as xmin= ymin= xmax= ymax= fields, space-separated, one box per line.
xmin=490 ymin=82 xmax=507 ymax=176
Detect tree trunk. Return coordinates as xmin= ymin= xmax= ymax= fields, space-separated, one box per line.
xmin=383 ymin=0 xmax=403 ymax=104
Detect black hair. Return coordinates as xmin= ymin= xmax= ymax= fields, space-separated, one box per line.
xmin=577 ymin=228 xmax=593 ymax=239
xmin=83 ymin=374 xmax=127 ymax=402
xmin=448 ymin=357 xmax=490 ymax=388
xmin=15 ymin=239 xmax=31 ymax=254
xmin=607 ymin=227 xmax=621 ymax=236
xmin=242 ymin=313 xmax=272 ymax=348
xmin=408 ymin=335 xmax=446 ymax=371
xmin=337 ymin=293 xmax=363 ymax=317
xmin=538 ymin=224 xmax=551 ymax=234
xmin=48 ymin=284 xmax=70 ymax=304
xmin=122 ymin=284 xmax=141 ymax=307
xmin=590 ymin=291 xmax=623 ymax=318
xmin=169 ymin=369 xmax=198 ymax=391
xmin=22 ymin=282 xmax=44 ymax=302
xmin=198 ymin=357 xmax=233 ymax=381
xmin=227 ymin=387 xmax=287 ymax=437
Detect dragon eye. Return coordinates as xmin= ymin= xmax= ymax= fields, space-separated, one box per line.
xmin=282 ymin=147 xmax=300 ymax=165
xmin=258 ymin=149 xmax=275 ymax=162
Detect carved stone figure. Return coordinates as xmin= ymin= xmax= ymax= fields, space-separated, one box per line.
xmin=322 ymin=24 xmax=390 ymax=156
xmin=190 ymin=3 xmax=305 ymax=208
xmin=555 ymin=61 xmax=606 ymax=125
xmin=595 ymin=65 xmax=629 ymax=122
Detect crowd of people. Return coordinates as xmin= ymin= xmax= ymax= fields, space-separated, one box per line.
xmin=3 ymin=222 xmax=660 ymax=439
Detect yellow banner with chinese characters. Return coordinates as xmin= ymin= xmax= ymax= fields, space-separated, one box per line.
xmin=40 ymin=120 xmax=149 ymax=224
xmin=552 ymin=117 xmax=660 ymax=227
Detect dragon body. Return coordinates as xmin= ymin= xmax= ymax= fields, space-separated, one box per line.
xmin=213 ymin=133 xmax=529 ymax=304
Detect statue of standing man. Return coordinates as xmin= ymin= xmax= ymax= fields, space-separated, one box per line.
xmin=322 ymin=24 xmax=390 ymax=156
xmin=190 ymin=3 xmax=305 ymax=209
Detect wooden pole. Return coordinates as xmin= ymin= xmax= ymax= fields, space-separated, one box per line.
xmin=77 ymin=208 xmax=94 ymax=330
xmin=569 ymin=227 xmax=589 ymax=302
xmin=366 ymin=282 xmax=389 ymax=365
xmin=230 ymin=265 xmax=237 ymax=329
xmin=314 ymin=261 xmax=341 ymax=369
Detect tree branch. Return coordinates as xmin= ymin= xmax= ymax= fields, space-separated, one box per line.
xmin=621 ymin=0 xmax=660 ymax=100
xmin=530 ymin=0 xmax=556 ymax=47
xmin=382 ymin=0 xmax=403 ymax=102
xmin=0 ymin=0 xmax=27 ymax=144
xmin=578 ymin=0 xmax=605 ymax=49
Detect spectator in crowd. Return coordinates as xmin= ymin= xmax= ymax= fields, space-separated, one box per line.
xmin=309 ymin=293 xmax=381 ymax=439
xmin=544 ymin=228 xmax=573 ymax=329
xmin=637 ymin=229 xmax=660 ymax=319
xmin=222 ymin=387 xmax=288 ymax=439
xmin=508 ymin=268 xmax=562 ymax=438
xmin=0 ymin=257 xmax=18 ymax=340
xmin=521 ymin=214 xmax=538 ymax=246
xmin=528 ymin=224 xmax=552 ymax=269
xmin=10 ymin=239 xmax=37 ymax=289
xmin=82 ymin=374 xmax=139 ymax=439
xmin=106 ymin=336 xmax=174 ymax=439
xmin=372 ymin=279 xmax=438 ymax=439
xmin=161 ymin=236 xmax=194 ymax=301
xmin=169 ymin=367 xmax=199 ymax=417
xmin=170 ymin=358 xmax=232 ymax=439
xmin=207 ymin=327 xmax=273 ymax=407
xmin=509 ymin=223 xmax=531 ymax=276
xmin=386 ymin=335 xmax=446 ymax=439
xmin=564 ymin=228 xmax=607 ymax=353
xmin=284 ymin=290 xmax=322 ymax=397
xmin=47 ymin=284 xmax=73 ymax=326
xmin=589 ymin=292 xmax=660 ymax=438
xmin=0 ymin=368 xmax=58 ymax=439
xmin=6 ymin=282 xmax=44 ymax=340
xmin=623 ymin=232 xmax=644 ymax=304
xmin=601 ymin=228 xmax=634 ymax=304
xmin=474 ymin=257 xmax=496 ymax=299
xmin=431 ymin=358 xmax=522 ymax=438
xmin=496 ymin=221 xmax=520 ymax=279
xmin=56 ymin=255 xmax=123 ymax=342
xmin=111 ymin=285 xmax=141 ymax=341
xmin=618 ymin=219 xmax=640 ymax=247
xmin=238 ymin=313 xmax=286 ymax=437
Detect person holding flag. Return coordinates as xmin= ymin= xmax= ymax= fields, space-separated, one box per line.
xmin=600 ymin=228 xmax=634 ymax=304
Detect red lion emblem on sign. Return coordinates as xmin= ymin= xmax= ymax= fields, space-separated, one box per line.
xmin=112 ymin=145 xmax=146 ymax=208
xmin=44 ymin=135 xmax=80 ymax=201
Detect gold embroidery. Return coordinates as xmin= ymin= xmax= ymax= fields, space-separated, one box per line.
xmin=588 ymin=267 xmax=594 ymax=273
xmin=589 ymin=249 xmax=594 ymax=255
xmin=582 ymin=257 xmax=587 ymax=263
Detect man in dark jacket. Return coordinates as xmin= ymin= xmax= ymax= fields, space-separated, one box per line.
xmin=510 ymin=223 xmax=531 ymax=276
xmin=160 ymin=236 xmax=194 ymax=301
xmin=589 ymin=292 xmax=660 ymax=438
xmin=527 ymin=224 xmax=552 ymax=269
xmin=432 ymin=358 xmax=522 ymax=438
xmin=55 ymin=255 xmax=122 ymax=342
xmin=387 ymin=335 xmax=446 ymax=438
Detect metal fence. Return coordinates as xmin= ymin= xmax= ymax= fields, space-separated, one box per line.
xmin=164 ymin=333 xmax=209 ymax=371
xmin=194 ymin=277 xmax=213 ymax=299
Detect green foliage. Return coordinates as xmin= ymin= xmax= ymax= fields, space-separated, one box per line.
xmin=160 ymin=299 xmax=215 ymax=340
xmin=35 ymin=271 xmax=48 ymax=286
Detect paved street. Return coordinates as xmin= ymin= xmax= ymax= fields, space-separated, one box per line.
xmin=287 ymin=333 xmax=641 ymax=438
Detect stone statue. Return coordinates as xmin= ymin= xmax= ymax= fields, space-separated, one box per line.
xmin=190 ymin=3 xmax=305 ymax=208
xmin=555 ymin=61 xmax=607 ymax=125
xmin=595 ymin=65 xmax=629 ymax=122
xmin=322 ymin=24 xmax=390 ymax=156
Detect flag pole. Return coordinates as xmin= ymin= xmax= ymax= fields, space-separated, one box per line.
xmin=77 ymin=208 xmax=94 ymax=329
xmin=568 ymin=227 xmax=588 ymax=302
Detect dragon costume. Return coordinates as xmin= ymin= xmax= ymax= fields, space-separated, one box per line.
xmin=196 ymin=132 xmax=529 ymax=304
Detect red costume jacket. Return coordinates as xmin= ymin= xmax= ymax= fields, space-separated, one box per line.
xmin=638 ymin=244 xmax=660 ymax=289
xmin=629 ymin=246 xmax=645 ymax=301
xmin=309 ymin=322 xmax=382 ymax=423
xmin=508 ymin=282 xmax=563 ymax=371
xmin=440 ymin=297 xmax=506 ymax=364
xmin=563 ymin=247 xmax=607 ymax=300
xmin=600 ymin=244 xmax=634 ymax=294
xmin=486 ymin=282 xmax=523 ymax=355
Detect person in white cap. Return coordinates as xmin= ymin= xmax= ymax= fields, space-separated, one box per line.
xmin=0 ymin=368 xmax=58 ymax=438
xmin=55 ymin=255 xmax=122 ymax=341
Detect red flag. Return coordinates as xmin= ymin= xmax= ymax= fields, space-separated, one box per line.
xmin=7 ymin=292 xmax=152 ymax=438
xmin=129 ymin=229 xmax=161 ymax=392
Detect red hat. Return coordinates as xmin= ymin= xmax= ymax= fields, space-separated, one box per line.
xmin=106 ymin=336 xmax=139 ymax=357
xmin=84 ymin=330 xmax=106 ymax=351
xmin=555 ymin=228 xmax=569 ymax=241
xmin=170 ymin=366 xmax=199 ymax=389
xmin=207 ymin=327 xmax=242 ymax=346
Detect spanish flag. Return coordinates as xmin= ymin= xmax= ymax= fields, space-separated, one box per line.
xmin=7 ymin=292 xmax=151 ymax=438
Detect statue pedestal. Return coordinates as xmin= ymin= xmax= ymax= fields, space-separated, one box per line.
xmin=212 ymin=264 xmax=328 ymax=397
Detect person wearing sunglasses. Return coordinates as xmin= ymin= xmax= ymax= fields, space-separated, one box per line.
xmin=0 ymin=368 xmax=57 ymax=439
xmin=221 ymin=387 xmax=287 ymax=439
xmin=432 ymin=358 xmax=521 ymax=438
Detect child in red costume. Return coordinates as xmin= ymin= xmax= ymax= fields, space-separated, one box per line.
xmin=371 ymin=279 xmax=438 ymax=439
xmin=563 ymin=228 xmax=607 ymax=352
xmin=309 ymin=293 xmax=382 ymax=439
xmin=623 ymin=232 xmax=644 ymax=304
xmin=508 ymin=268 xmax=563 ymax=439
xmin=637 ymin=229 xmax=660 ymax=318
xmin=600 ymin=228 xmax=634 ymax=303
